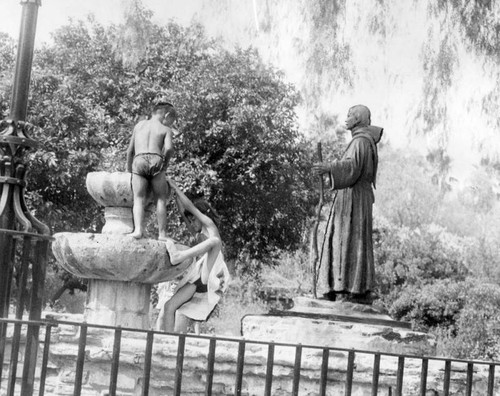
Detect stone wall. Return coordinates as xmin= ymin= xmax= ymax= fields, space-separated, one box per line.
xmin=1 ymin=317 xmax=499 ymax=395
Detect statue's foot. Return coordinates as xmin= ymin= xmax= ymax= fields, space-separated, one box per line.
xmin=321 ymin=291 xmax=337 ymax=301
xmin=128 ymin=231 xmax=143 ymax=239
xmin=335 ymin=292 xmax=349 ymax=302
xmin=347 ymin=292 xmax=375 ymax=305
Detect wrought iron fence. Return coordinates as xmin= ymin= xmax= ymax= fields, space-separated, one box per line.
xmin=0 ymin=316 xmax=499 ymax=396
xmin=0 ymin=230 xmax=51 ymax=396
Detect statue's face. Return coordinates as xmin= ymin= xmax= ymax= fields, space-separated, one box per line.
xmin=345 ymin=109 xmax=359 ymax=131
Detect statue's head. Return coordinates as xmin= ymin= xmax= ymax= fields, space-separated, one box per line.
xmin=345 ymin=105 xmax=371 ymax=130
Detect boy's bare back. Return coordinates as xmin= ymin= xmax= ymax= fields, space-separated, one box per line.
xmin=133 ymin=119 xmax=172 ymax=155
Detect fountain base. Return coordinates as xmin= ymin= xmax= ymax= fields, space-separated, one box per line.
xmin=85 ymin=279 xmax=151 ymax=328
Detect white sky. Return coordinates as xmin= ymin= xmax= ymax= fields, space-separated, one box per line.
xmin=1 ymin=0 xmax=198 ymax=44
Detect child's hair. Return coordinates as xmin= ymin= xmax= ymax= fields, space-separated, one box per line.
xmin=152 ymin=101 xmax=177 ymax=119
xmin=184 ymin=198 xmax=221 ymax=225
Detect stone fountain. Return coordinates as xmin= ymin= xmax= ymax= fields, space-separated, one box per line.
xmin=51 ymin=171 xmax=192 ymax=329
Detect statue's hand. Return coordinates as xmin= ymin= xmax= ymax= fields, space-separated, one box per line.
xmin=312 ymin=163 xmax=329 ymax=175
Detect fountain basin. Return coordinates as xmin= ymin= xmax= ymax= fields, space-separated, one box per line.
xmin=52 ymin=232 xmax=192 ymax=284
xmin=53 ymin=171 xmax=182 ymax=329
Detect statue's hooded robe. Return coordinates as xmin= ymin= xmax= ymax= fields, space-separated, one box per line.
xmin=320 ymin=121 xmax=383 ymax=295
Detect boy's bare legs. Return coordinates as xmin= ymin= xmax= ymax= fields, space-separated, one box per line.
xmin=130 ymin=174 xmax=148 ymax=239
xmin=151 ymin=173 xmax=169 ymax=240
xmin=156 ymin=283 xmax=196 ymax=332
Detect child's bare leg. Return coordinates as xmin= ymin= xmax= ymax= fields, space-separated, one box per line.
xmin=151 ymin=173 xmax=169 ymax=240
xmin=156 ymin=305 xmax=166 ymax=331
xmin=160 ymin=283 xmax=196 ymax=332
xmin=130 ymin=174 xmax=148 ymax=239
xmin=174 ymin=312 xmax=190 ymax=333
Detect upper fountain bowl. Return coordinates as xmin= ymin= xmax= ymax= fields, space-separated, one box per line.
xmin=86 ymin=171 xmax=136 ymax=207
xmin=86 ymin=171 xmax=157 ymax=208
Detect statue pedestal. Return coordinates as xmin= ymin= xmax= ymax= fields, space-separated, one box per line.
xmin=242 ymin=297 xmax=436 ymax=356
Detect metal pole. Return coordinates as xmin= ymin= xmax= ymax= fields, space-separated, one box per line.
xmin=0 ymin=0 xmax=43 ymax=314
xmin=10 ymin=0 xmax=42 ymax=122
xmin=0 ymin=3 xmax=43 ymax=394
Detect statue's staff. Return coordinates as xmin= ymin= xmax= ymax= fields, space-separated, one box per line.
xmin=311 ymin=143 xmax=339 ymax=299
xmin=310 ymin=142 xmax=325 ymax=299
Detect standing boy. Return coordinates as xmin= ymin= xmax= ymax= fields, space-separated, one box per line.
xmin=126 ymin=101 xmax=176 ymax=240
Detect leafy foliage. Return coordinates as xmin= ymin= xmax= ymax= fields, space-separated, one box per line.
xmin=0 ymin=33 xmax=15 ymax=117
xmin=375 ymin=148 xmax=444 ymax=228
xmin=374 ymin=218 xmax=469 ymax=299
xmin=432 ymin=0 xmax=500 ymax=57
xmin=389 ymin=280 xmax=467 ymax=330
xmin=389 ymin=278 xmax=500 ymax=360
xmin=373 ymin=148 xmax=500 ymax=359
xmin=442 ymin=282 xmax=500 ymax=360
xmin=0 ymin=11 xmax=313 ymax=266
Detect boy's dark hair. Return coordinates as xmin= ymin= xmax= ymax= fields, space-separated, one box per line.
xmin=152 ymin=101 xmax=177 ymax=119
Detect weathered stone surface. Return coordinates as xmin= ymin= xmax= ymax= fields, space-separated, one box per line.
xmin=86 ymin=171 xmax=150 ymax=208
xmin=52 ymin=232 xmax=192 ymax=283
xmin=101 ymin=206 xmax=134 ymax=234
xmin=291 ymin=296 xmax=397 ymax=322
xmin=84 ymin=279 xmax=152 ymax=328
xmin=241 ymin=297 xmax=436 ymax=356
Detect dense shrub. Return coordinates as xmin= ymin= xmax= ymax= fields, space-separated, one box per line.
xmin=388 ymin=280 xmax=468 ymax=331
xmin=442 ymin=283 xmax=500 ymax=360
xmin=372 ymin=213 xmax=500 ymax=360
xmin=388 ymin=278 xmax=500 ymax=360
xmin=374 ymin=218 xmax=469 ymax=298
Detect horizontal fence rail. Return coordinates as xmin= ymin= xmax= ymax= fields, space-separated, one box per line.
xmin=0 ymin=317 xmax=500 ymax=395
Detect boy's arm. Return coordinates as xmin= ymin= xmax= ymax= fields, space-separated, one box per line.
xmin=126 ymin=129 xmax=136 ymax=173
xmin=162 ymin=128 xmax=174 ymax=169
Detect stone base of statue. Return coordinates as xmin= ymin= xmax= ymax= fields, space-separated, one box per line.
xmin=241 ymin=296 xmax=436 ymax=356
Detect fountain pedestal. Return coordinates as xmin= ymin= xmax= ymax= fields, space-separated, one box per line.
xmin=52 ymin=172 xmax=191 ymax=329
xmin=85 ymin=280 xmax=151 ymax=328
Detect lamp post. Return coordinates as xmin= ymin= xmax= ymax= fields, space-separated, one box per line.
xmin=0 ymin=0 xmax=45 ymax=319
xmin=10 ymin=0 xmax=41 ymax=122
xmin=0 ymin=1 xmax=50 ymax=394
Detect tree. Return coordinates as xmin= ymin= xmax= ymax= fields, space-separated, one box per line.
xmin=0 ymin=10 xmax=313 ymax=269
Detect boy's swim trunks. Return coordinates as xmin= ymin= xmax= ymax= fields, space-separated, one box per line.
xmin=132 ymin=153 xmax=165 ymax=180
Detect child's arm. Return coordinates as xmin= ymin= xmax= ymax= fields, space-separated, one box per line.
xmin=170 ymin=180 xmax=219 ymax=238
xmin=167 ymin=180 xmax=222 ymax=273
xmin=162 ymin=129 xmax=174 ymax=169
xmin=126 ymin=129 xmax=136 ymax=173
